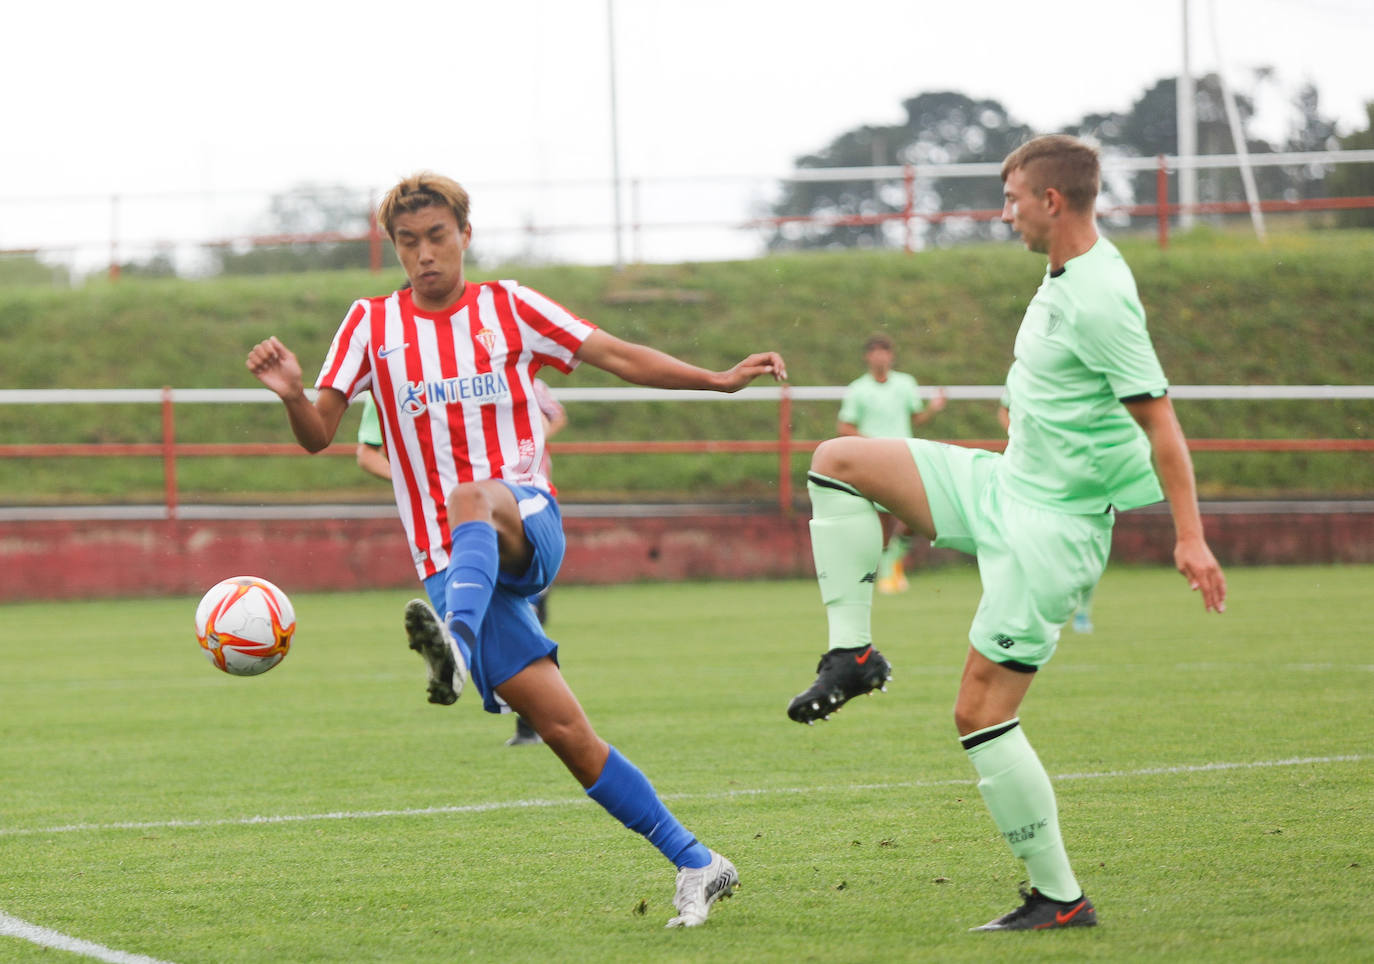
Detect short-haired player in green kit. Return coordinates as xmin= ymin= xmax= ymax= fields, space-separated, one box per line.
xmin=786 ymin=134 xmax=1227 ymax=931
xmin=837 ymin=333 xmax=946 ymax=595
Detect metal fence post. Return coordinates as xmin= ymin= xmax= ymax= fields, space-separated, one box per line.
xmin=778 ymin=384 xmax=793 ymax=515
xmin=1157 ymin=154 xmax=1171 ymax=250
xmin=368 ymin=206 xmax=383 ymax=273
xmin=903 ymin=164 xmax=915 ymax=254
xmin=108 ymin=194 xmax=122 ymax=281
xmin=161 ymin=386 xmax=178 ymax=520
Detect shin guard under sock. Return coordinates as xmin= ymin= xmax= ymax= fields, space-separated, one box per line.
xmin=586 ymin=746 xmax=711 ymax=869
xmin=963 ymin=719 xmax=1081 ymax=902
xmin=807 ymin=472 xmax=882 ymax=649
xmin=443 ymin=520 xmax=499 ymax=661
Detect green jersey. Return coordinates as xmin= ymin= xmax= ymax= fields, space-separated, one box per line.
xmin=1000 ymin=237 xmax=1167 ymax=513
xmin=838 ymin=371 xmax=925 ymax=438
xmin=357 ymin=393 xmax=384 ymax=447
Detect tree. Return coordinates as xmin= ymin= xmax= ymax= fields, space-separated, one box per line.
xmin=206 ymin=183 xmax=391 ymax=275
xmin=1074 ymin=73 xmax=1340 ymax=218
xmin=1071 ymin=73 xmax=1287 ymax=214
xmin=1327 ymin=102 xmax=1374 ymax=228
xmin=1284 ymin=83 xmax=1341 ymax=201
xmin=119 ymin=246 xmax=178 ymax=279
xmin=0 ymin=252 xmax=70 ymax=287
xmin=766 ymin=91 xmax=1032 ymax=251
xmin=771 ymin=76 xmax=1347 ymax=251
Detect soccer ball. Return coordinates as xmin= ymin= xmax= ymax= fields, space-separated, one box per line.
xmin=195 ymin=576 xmax=296 ymax=676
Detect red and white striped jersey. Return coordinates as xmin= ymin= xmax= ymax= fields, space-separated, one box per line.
xmin=315 ymin=281 xmax=597 ymax=578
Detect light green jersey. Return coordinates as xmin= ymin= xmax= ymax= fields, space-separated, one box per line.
xmin=838 ymin=371 xmax=925 ymax=438
xmin=357 ymin=393 xmax=384 ymax=447
xmin=1000 ymin=237 xmax=1167 ymax=513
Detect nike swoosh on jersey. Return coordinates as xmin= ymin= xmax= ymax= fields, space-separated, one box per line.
xmin=378 ymin=343 xmax=409 ymax=358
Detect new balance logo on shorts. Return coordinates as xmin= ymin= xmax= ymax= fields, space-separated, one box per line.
xmin=993 ymin=633 xmax=1015 ymax=650
xmin=860 ymin=570 xmax=877 ymax=584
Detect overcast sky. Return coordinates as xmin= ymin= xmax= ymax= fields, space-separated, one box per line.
xmin=4 ymin=0 xmax=1371 ymax=266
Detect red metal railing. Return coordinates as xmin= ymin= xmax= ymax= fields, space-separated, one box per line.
xmin=2 ymin=385 xmax=1371 ymax=519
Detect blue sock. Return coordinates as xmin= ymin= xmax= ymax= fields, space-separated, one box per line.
xmin=443 ymin=521 xmax=499 ymax=662
xmin=586 ymin=746 xmax=712 ymax=869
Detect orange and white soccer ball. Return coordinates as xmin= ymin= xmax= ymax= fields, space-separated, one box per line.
xmin=194 ymin=576 xmax=296 ymax=676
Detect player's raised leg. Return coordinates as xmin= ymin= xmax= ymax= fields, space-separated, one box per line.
xmin=404 ymin=598 xmax=468 ymax=705
xmin=444 ymin=481 xmax=531 ymax=644
xmin=496 ymin=658 xmax=738 ymax=927
xmin=407 ymin=480 xmax=530 ymax=705
xmin=787 ymin=436 xmax=935 ymax=723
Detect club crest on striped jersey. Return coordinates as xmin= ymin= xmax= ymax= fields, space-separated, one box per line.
xmin=396 ymin=372 xmax=511 ymax=416
xmin=475 ymin=327 xmax=497 ymax=352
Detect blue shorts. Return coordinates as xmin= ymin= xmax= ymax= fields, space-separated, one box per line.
xmin=422 ymin=483 xmax=566 ymax=714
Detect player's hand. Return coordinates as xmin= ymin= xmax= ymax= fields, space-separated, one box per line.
xmin=246 ymin=337 xmax=306 ymax=401
xmin=930 ymin=388 xmax=948 ymax=413
xmin=1175 ymin=536 xmax=1226 ymax=613
xmin=720 ymin=351 xmax=788 ymax=391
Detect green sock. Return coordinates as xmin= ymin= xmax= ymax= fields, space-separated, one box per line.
xmin=879 ymin=530 xmax=913 ymax=571
xmin=963 ymin=720 xmax=1081 ymax=902
xmin=807 ymin=472 xmax=881 ymax=649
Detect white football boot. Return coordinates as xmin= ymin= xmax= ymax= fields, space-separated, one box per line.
xmin=665 ymin=850 xmax=738 ymax=928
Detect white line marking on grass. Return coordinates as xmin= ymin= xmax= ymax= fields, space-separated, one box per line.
xmin=1052 ymin=754 xmax=1369 ymax=782
xmin=0 ymin=911 xmax=176 ymax=964
xmin=0 ymin=797 xmax=585 ymax=837
xmin=1 ymin=754 xmax=1364 ymax=839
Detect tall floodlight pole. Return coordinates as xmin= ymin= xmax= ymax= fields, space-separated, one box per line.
xmin=607 ymin=0 xmax=625 ymax=270
xmin=1208 ymin=0 xmax=1266 ymax=241
xmin=1177 ymin=0 xmax=1197 ymax=230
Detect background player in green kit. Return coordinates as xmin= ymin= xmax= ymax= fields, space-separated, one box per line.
xmin=786 ymin=134 xmax=1227 ymax=931
xmin=837 ymin=333 xmax=946 ymax=593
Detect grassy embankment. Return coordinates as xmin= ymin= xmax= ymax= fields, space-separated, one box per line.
xmin=1 ymin=230 xmax=1370 ymax=504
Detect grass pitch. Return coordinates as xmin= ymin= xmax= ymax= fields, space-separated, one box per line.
xmin=1 ymin=565 xmax=1371 ymax=962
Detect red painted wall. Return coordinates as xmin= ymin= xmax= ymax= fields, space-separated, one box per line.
xmin=1 ymin=505 xmax=1370 ymax=602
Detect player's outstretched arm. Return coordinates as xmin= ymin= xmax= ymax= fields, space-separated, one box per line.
xmin=912 ymin=387 xmax=948 ymax=426
xmin=575 ymin=330 xmax=786 ymax=392
xmin=1125 ymin=394 xmax=1227 ymax=613
xmin=245 ymin=336 xmax=348 ymax=453
xmin=356 ymin=443 xmax=392 ymax=481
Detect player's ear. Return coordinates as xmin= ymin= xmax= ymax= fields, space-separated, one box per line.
xmin=1043 ymin=186 xmax=1065 ymax=216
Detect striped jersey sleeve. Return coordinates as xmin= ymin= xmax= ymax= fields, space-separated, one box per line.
xmin=315 ymin=299 xmax=376 ymax=398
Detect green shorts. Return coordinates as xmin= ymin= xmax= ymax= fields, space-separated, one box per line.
xmin=906 ymin=439 xmax=1113 ymax=670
